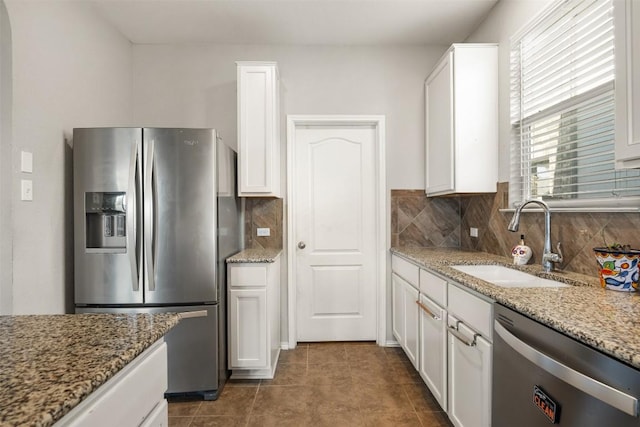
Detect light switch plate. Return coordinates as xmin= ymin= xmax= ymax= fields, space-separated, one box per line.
xmin=21 ymin=151 xmax=33 ymax=173
xmin=21 ymin=179 xmax=33 ymax=201
xmin=257 ymin=228 xmax=271 ymax=237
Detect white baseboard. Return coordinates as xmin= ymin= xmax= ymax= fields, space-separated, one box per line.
xmin=385 ymin=340 xmax=400 ymax=347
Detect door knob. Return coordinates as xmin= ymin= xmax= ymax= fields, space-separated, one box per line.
xmin=298 ymin=241 xmax=306 ymax=249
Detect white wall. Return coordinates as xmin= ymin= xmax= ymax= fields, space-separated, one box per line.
xmin=4 ymin=0 xmax=133 ymax=314
xmin=465 ymin=0 xmax=554 ymax=181
xmin=132 ymin=44 xmax=445 ymax=343
xmin=0 ymin=0 xmax=12 ymax=315
xmin=132 ymin=44 xmax=447 ymax=190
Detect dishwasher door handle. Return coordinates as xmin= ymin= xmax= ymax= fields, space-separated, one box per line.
xmin=495 ymin=321 xmax=638 ymax=417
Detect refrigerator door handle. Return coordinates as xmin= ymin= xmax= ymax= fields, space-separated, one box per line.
xmin=144 ymin=139 xmax=156 ymax=292
xmin=127 ymin=140 xmax=140 ymax=292
xmin=178 ymin=310 xmax=209 ymax=319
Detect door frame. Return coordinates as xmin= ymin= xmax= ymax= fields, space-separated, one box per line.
xmin=286 ymin=115 xmax=387 ymax=348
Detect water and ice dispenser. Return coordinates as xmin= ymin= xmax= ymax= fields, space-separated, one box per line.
xmin=85 ymin=192 xmax=126 ymax=251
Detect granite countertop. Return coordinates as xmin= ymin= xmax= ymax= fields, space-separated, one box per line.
xmin=391 ymin=247 xmax=640 ymax=370
xmin=0 ymin=312 xmax=180 ymax=427
xmin=226 ymin=248 xmax=282 ymax=263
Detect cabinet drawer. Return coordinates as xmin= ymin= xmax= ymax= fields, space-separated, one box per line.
xmin=447 ymin=283 xmax=493 ymax=341
xmin=420 ymin=269 xmax=447 ymax=307
xmin=391 ymin=255 xmax=419 ymax=288
xmin=229 ymin=264 xmax=268 ymax=287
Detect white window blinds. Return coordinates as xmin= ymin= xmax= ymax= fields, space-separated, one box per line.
xmin=510 ymin=0 xmax=640 ymax=207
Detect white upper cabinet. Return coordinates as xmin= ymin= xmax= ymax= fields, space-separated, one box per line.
xmin=614 ymin=0 xmax=640 ymax=168
xmin=237 ymin=61 xmax=282 ymax=197
xmin=425 ymin=44 xmax=498 ymax=196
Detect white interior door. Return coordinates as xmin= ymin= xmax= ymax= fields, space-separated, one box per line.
xmin=294 ymin=124 xmax=377 ymax=341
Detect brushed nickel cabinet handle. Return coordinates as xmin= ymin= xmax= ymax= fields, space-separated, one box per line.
xmin=416 ymin=300 xmax=440 ymax=320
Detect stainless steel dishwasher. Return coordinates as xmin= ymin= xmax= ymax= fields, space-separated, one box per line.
xmin=493 ymin=303 xmax=640 ymax=426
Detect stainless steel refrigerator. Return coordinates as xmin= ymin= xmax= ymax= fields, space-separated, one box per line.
xmin=73 ymin=127 xmax=241 ymax=400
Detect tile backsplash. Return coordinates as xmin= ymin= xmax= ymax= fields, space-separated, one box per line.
xmin=392 ymin=185 xmax=640 ymax=276
xmin=244 ymin=197 xmax=283 ymax=250
xmin=390 ymin=190 xmax=461 ymax=248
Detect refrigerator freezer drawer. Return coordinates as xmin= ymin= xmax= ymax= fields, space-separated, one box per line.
xmin=76 ymin=305 xmax=222 ymax=397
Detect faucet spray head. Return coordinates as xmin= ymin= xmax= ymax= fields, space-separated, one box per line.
xmin=507 ymin=203 xmax=522 ymax=232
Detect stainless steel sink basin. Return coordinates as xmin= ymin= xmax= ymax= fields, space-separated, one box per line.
xmin=451 ymin=265 xmax=569 ymax=288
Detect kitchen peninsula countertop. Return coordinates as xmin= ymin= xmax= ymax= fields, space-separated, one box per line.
xmin=391 ymin=247 xmax=640 ymax=370
xmin=0 ymin=312 xmax=180 ymax=427
xmin=226 ymin=248 xmax=282 ymax=263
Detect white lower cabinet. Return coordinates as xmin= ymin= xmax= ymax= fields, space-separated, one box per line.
xmin=57 ymin=340 xmax=168 ymax=427
xmin=229 ymin=288 xmax=268 ymax=368
xmin=391 ymin=254 xmax=493 ymax=427
xmin=228 ymin=256 xmax=281 ymax=379
xmin=391 ymin=272 xmax=420 ymax=368
xmin=418 ymin=293 xmax=447 ymax=410
xmin=447 ymin=315 xmax=492 ymax=427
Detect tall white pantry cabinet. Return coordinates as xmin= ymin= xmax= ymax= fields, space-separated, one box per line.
xmin=236 ymin=61 xmax=282 ymax=197
xmin=424 ymin=44 xmax=498 ymax=196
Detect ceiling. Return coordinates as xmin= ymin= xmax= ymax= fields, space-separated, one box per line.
xmin=89 ymin=0 xmax=499 ymax=46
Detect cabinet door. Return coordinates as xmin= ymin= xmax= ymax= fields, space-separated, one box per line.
xmin=392 ymin=273 xmax=419 ymax=368
xmin=418 ymin=294 xmax=447 ymax=411
xmin=228 ymin=288 xmax=268 ymax=368
xmin=615 ymin=0 xmax=640 ymax=167
xmin=392 ymin=273 xmax=405 ymax=346
xmin=403 ymin=280 xmax=420 ymax=369
xmin=448 ymin=319 xmax=492 ymax=427
xmin=237 ymin=62 xmax=281 ymax=196
xmin=425 ymin=52 xmax=454 ymax=195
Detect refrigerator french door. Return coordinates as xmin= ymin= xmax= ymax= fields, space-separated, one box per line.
xmin=73 ymin=127 xmax=240 ymax=400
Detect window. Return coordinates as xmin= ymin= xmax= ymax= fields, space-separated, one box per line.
xmin=510 ymin=0 xmax=640 ymax=208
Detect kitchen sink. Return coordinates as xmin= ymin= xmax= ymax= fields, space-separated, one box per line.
xmin=451 ymin=264 xmax=569 ymax=288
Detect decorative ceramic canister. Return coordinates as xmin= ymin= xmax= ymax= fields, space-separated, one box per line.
xmin=593 ymin=247 xmax=640 ymax=292
xmin=512 ymin=235 xmax=532 ymax=265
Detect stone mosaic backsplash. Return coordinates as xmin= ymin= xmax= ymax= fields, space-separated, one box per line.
xmin=392 ymin=185 xmax=640 ymax=276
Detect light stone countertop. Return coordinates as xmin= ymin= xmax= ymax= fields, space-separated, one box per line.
xmin=0 ymin=312 xmax=180 ymax=427
xmin=226 ymin=248 xmax=282 ymax=263
xmin=391 ymin=247 xmax=640 ymax=370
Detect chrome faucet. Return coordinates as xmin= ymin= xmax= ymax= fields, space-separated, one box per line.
xmin=508 ymin=199 xmax=563 ymax=272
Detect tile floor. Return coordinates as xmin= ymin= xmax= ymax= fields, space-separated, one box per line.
xmin=168 ymin=342 xmax=453 ymax=427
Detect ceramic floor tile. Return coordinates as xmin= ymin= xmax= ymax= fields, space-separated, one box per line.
xmin=361 ymin=410 xmax=423 ymax=427
xmin=402 ymin=383 xmax=442 ymax=412
xmin=252 ymin=385 xmax=314 ymax=417
xmin=345 ymin=345 xmax=388 ymax=364
xmin=261 ymin=362 xmax=308 ymax=386
xmin=168 ymin=401 xmax=202 ymax=417
xmin=278 ymin=346 xmax=309 ymax=364
xmin=247 ymin=414 xmax=314 ymax=426
xmin=196 ymin=386 xmax=258 ymax=416
xmin=307 ymin=384 xmax=360 ymax=414
xmin=307 ymin=410 xmax=367 ymax=427
xmin=189 ymin=415 xmax=249 ymax=427
xmin=353 ymin=383 xmax=415 ymax=413
xmin=415 ymin=410 xmax=453 ymax=427
xmin=308 ymin=342 xmax=348 ymax=363
xmin=168 ymin=343 xmax=452 ymax=427
xmin=306 ymin=362 xmax=351 ymax=385
xmin=351 ymin=359 xmax=418 ymax=385
xmin=225 ymin=379 xmax=261 ymax=387
xmin=168 ymin=417 xmax=193 ymax=427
